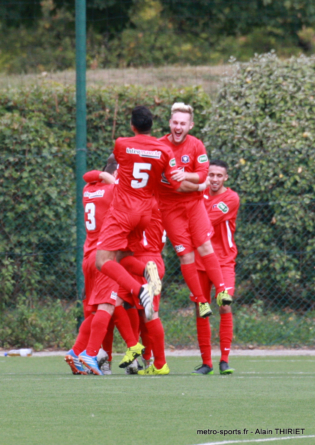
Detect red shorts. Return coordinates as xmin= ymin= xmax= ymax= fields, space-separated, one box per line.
xmin=97 ymin=207 xmax=151 ymax=252
xmin=190 ymin=265 xmax=235 ymax=303
xmin=82 ymin=252 xmax=97 ymax=305
xmin=160 ymin=198 xmax=213 ymax=256
xmin=82 ymin=252 xmax=98 ymax=315
xmin=89 ymin=269 xmax=119 ymax=307
xmin=119 ymin=253 xmax=164 ymax=312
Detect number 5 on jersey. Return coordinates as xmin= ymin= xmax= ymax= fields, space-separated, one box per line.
xmin=131 ymin=162 xmax=152 ymax=189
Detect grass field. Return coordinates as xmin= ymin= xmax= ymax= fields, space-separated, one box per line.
xmin=0 ymin=355 xmax=314 ymax=445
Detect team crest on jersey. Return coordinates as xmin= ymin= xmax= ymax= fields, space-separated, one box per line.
xmin=217 ymin=202 xmax=229 ymax=213
xmin=198 ymin=154 xmax=208 ymax=163
xmin=181 ymin=155 xmax=190 ymax=163
xmin=169 ymin=158 xmax=176 ymax=167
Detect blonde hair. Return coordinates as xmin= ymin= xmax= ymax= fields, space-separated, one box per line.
xmin=171 ymin=102 xmax=194 ymax=120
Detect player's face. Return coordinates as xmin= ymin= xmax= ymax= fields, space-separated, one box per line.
xmin=169 ymin=112 xmax=194 ymax=145
xmin=208 ymin=165 xmax=228 ymax=193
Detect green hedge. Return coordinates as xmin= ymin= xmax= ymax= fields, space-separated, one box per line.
xmin=203 ymin=53 xmax=315 ymax=309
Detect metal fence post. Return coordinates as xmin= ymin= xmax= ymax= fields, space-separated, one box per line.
xmin=75 ymin=0 xmax=87 ymax=300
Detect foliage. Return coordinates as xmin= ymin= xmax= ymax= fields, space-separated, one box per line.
xmin=3 ymin=0 xmax=315 ymax=72
xmin=0 ymin=2 xmax=75 ymax=74
xmin=203 ymin=52 xmax=315 ymax=309
xmin=234 ymin=301 xmax=315 ymax=347
xmin=0 ymin=296 xmax=78 ymax=349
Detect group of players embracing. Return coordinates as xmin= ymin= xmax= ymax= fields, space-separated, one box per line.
xmin=65 ymin=102 xmax=239 ymax=377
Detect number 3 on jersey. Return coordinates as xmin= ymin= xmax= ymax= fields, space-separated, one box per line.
xmin=131 ymin=162 xmax=152 ymax=189
xmin=85 ymin=202 xmax=96 ymax=231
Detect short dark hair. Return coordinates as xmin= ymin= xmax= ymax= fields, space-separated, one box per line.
xmin=131 ymin=106 xmax=153 ymax=133
xmin=210 ymin=159 xmax=228 ymax=172
xmin=103 ymin=153 xmax=118 ymax=174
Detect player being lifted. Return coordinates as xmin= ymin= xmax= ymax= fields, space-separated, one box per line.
xmin=93 ymin=106 xmax=200 ymax=370
xmin=158 ymin=103 xmax=232 ymax=318
xmin=192 ymin=160 xmax=239 ymax=375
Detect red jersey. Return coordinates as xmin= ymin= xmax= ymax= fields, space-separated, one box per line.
xmin=112 ymin=134 xmax=180 ymax=213
xmin=82 ymin=178 xmax=115 ymax=257
xmin=133 ymin=203 xmax=166 ymax=255
xmin=196 ymin=188 xmax=240 ymax=268
xmin=157 ymin=134 xmax=209 ymax=204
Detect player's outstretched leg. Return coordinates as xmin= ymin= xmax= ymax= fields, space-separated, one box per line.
xmin=64 ymin=349 xmax=88 ymax=375
xmin=119 ymin=342 xmax=145 ymax=368
xmin=144 ymin=261 xmax=162 ymax=296
xmin=138 ymin=283 xmax=155 ymax=320
xmin=219 ymin=361 xmax=234 ymax=375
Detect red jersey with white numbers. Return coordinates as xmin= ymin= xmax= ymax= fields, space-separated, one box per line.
xmin=196 ymin=188 xmax=240 ymax=268
xmin=157 ymin=134 xmax=209 ymax=204
xmin=112 ymin=134 xmax=180 ymax=214
xmin=82 ymin=180 xmax=115 ymax=257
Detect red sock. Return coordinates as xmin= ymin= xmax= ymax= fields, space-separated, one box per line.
xmin=126 ymin=308 xmax=140 ymax=342
xmin=146 ymin=318 xmax=166 ymax=369
xmin=120 ymin=256 xmax=145 ymax=277
xmin=181 ymin=263 xmax=207 ymax=303
xmin=196 ymin=316 xmax=212 ymax=367
xmin=200 ymin=253 xmax=225 ymax=295
xmin=86 ymin=310 xmax=112 ymax=356
xmin=73 ymin=314 xmax=94 ymax=356
xmin=102 ymin=317 xmax=115 ymax=362
xmin=139 ymin=316 xmax=152 ymax=361
xmin=220 ymin=312 xmax=233 ymax=362
xmin=113 ymin=306 xmax=137 ymax=348
xmin=101 ymin=260 xmax=142 ymax=296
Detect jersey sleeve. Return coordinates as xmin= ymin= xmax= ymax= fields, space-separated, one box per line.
xmin=193 ymin=140 xmax=209 ymax=183
xmin=162 ymin=151 xmax=182 ymax=191
xmin=83 ymin=170 xmax=102 ymax=183
xmin=208 ymin=192 xmax=240 ymax=226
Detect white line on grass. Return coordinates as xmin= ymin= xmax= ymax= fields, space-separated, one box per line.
xmin=191 ymin=435 xmax=315 ymax=445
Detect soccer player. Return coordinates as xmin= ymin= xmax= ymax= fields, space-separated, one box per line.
xmin=65 ymin=159 xmax=143 ymax=375
xmin=158 ymin=103 xmax=231 ymax=318
xmin=95 ymin=106 xmax=198 ymax=323
xmin=64 ymin=158 xmax=117 ymax=375
xmin=191 ymin=160 xmax=240 ymax=375
xmin=118 ymin=202 xmax=170 ymax=375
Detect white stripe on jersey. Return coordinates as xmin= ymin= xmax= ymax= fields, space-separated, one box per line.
xmin=226 ymin=220 xmax=233 ymax=248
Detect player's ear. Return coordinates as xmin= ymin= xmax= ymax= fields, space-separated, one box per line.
xmin=224 ymin=174 xmax=229 ymax=182
xmin=189 ymin=120 xmax=194 ymax=130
